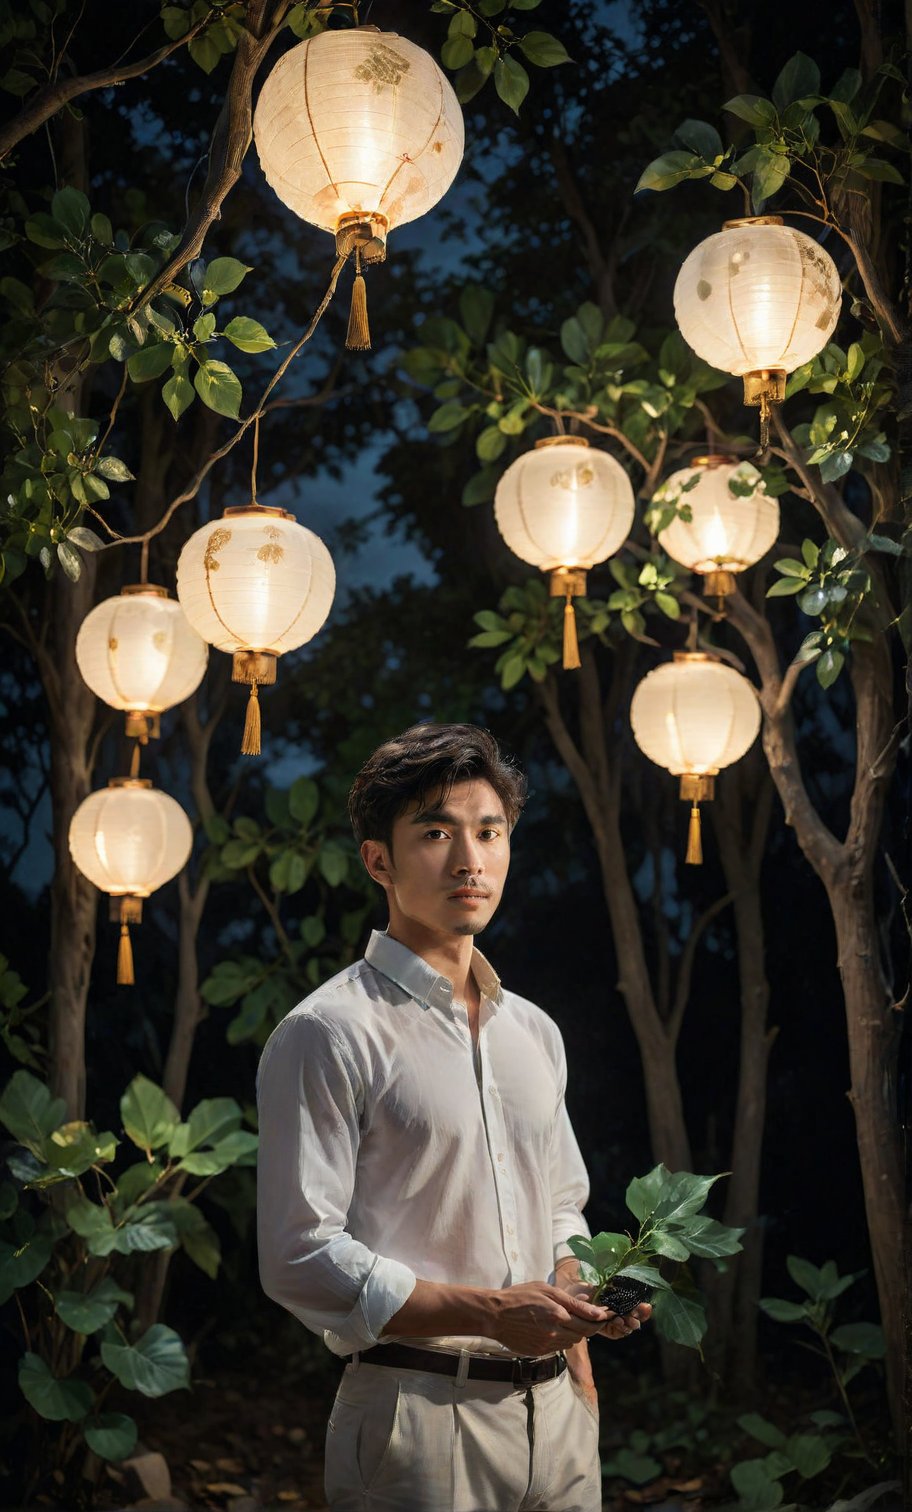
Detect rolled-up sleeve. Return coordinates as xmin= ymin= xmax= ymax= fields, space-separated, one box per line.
xmin=256 ymin=1010 xmax=416 ymax=1355
xmin=548 ymin=1031 xmax=591 ymax=1263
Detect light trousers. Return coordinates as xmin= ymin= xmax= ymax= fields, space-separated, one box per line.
xmin=324 ymin=1356 xmax=602 ymax=1511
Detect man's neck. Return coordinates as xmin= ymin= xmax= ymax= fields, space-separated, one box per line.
xmin=384 ymin=916 xmax=479 ymax=1006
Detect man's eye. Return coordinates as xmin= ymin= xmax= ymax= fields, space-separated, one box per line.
xmin=424 ymin=829 xmax=448 ymax=840
xmin=479 ymin=829 xmax=500 ymax=840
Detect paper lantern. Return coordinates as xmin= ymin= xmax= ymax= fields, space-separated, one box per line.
xmin=253 ymin=27 xmax=464 ymax=349
xmin=69 ymin=779 xmax=193 ymax=984
xmin=494 ymin=437 xmax=636 ymax=670
xmin=630 ymin=652 xmax=761 ymax=864
xmin=75 ymin=586 xmax=208 ymax=741
xmin=674 ymin=217 xmax=841 ymax=442
xmin=176 ymin=504 xmax=335 ymax=755
xmin=653 ymin=456 xmax=780 ymax=599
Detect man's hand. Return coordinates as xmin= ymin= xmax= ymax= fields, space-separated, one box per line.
xmin=554 ymin=1258 xmax=653 ymax=1342
xmin=489 ymin=1281 xmax=612 ymax=1355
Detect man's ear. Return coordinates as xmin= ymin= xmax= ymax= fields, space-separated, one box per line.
xmin=360 ymin=838 xmax=393 ymax=892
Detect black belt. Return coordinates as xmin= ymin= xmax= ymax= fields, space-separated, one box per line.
xmin=357 ymin=1342 xmax=567 ymax=1386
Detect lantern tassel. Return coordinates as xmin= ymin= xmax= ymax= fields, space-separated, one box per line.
xmin=346 ymin=249 xmax=371 ymax=352
xmin=241 ymin=681 xmax=261 ymax=757
xmin=759 ymin=391 xmax=771 ymax=453
xmin=116 ymin=921 xmax=135 ymax=986
xmin=563 ymin=594 xmax=581 ymax=671
xmin=685 ymin=803 xmax=703 ymax=866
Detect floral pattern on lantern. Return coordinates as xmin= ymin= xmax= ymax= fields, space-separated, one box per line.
xmin=494 ymin=436 xmax=636 ymax=669
xmin=630 ymin=651 xmax=761 ymax=864
xmin=651 ymin=457 xmax=780 ymax=598
xmin=176 ymin=505 xmax=335 ymax=755
xmin=69 ymin=779 xmax=193 ymax=984
xmin=75 ymin=586 xmax=208 ymax=740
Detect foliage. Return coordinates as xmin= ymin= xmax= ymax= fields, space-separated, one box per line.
xmin=645 ymin=459 xmax=789 ymax=537
xmin=724 ymin=1257 xmax=888 ymax=1509
xmin=636 ymin=51 xmax=906 ymax=214
xmin=0 ymin=951 xmax=45 ymax=1070
xmin=0 ymin=1068 xmax=256 ymax=1483
xmin=568 ymin=1164 xmax=743 ymax=1352
xmin=199 ymin=774 xmax=373 ymax=1044
xmin=766 ymin=535 xmax=901 ymax=689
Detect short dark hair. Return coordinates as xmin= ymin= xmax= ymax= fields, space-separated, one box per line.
xmin=348 ymin=723 xmax=527 ymax=847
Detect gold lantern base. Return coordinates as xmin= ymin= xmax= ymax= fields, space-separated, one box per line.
xmin=335 ymin=212 xmax=388 ymax=265
xmin=125 ymin=710 xmax=161 ymax=741
xmin=549 ymin=568 xmax=587 ymax=672
xmin=742 ymin=368 xmax=786 ymax=450
xmin=703 ymin=569 xmax=737 ymax=600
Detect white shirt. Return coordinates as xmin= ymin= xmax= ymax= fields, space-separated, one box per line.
xmin=255 ymin=929 xmax=591 ymax=1357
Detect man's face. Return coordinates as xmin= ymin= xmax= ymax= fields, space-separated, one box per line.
xmin=361 ymin=778 xmax=511 ymax=939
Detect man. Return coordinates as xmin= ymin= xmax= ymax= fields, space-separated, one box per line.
xmin=256 ymin=723 xmax=651 ymax=1511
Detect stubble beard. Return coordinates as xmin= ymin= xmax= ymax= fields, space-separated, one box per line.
xmin=452 ymin=920 xmax=486 ymax=936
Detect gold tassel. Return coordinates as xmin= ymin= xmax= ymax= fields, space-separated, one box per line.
xmin=562 ymin=594 xmax=581 ymax=670
xmin=241 ymin=681 xmax=261 ymax=756
xmin=116 ymin=922 xmax=134 ymax=986
xmin=759 ymin=392 xmax=771 ymax=453
xmin=685 ymin=804 xmax=703 ymax=866
xmin=346 ymin=248 xmax=371 ymax=351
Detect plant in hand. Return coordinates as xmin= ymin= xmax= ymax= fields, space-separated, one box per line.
xmin=568 ymin=1164 xmax=743 ymax=1351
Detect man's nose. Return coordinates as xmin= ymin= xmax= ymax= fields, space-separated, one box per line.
xmin=453 ymin=839 xmax=484 ymax=874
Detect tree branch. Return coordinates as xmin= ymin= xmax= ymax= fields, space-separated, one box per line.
xmin=668 ymin=890 xmax=734 ymax=1045
xmin=548 ymin=135 xmax=615 ymax=316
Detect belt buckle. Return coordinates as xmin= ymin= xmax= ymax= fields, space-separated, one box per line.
xmin=514 ymin=1355 xmax=542 ymax=1387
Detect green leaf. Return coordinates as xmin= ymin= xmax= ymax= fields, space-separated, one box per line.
xmin=845 ymin=342 xmax=865 ymax=383
xmin=785 ymin=1433 xmax=832 ymax=1478
xmin=589 ymin=1231 xmax=632 ymax=1269
xmin=169 ymin=1198 xmax=221 ymax=1278
xmin=654 ymin=592 xmax=680 ymax=620
xmin=94 ymin=455 xmax=134 ymax=482
xmin=0 ymin=1070 xmax=66 ymax=1147
xmin=603 ymin=1447 xmax=663 ymax=1485
xmin=517 ymin=31 xmax=571 ymax=67
xmin=766 ymin=577 xmax=805 ymax=597
xmin=19 ymin=1353 xmax=93 ymax=1422
xmin=652 ymin=1169 xmax=721 ymax=1224
xmin=674 ymin=118 xmax=723 ymax=160
xmin=56 ymin=542 xmax=85 ymax=581
xmin=91 ymin=212 xmax=114 ymax=244
xmin=442 ymin=35 xmax=474 ymax=68
xmin=616 ymin=1261 xmax=669 ymax=1290
xmin=24 ymin=213 xmax=67 ymax=250
xmin=772 ymin=53 xmax=820 ymax=110
xmin=852 ymin=156 xmax=904 ymax=184
xmin=459 ymin=285 xmax=495 ymax=346
xmin=650 ymin=1287 xmax=707 ymax=1349
xmin=222 ymin=315 xmax=275 ymax=353
xmin=193 ymin=360 xmax=242 ymax=419
xmin=759 ymin=1296 xmax=809 ymax=1322
xmin=0 ymin=1232 xmax=53 ymax=1304
xmin=120 ymin=1075 xmax=180 ymax=1153
xmin=636 ymin=150 xmax=703 ymax=192
xmin=678 ymin=1217 xmax=744 ymax=1258
xmin=649 ymin=1229 xmax=691 ymax=1261
xmin=752 ymin=150 xmax=791 ymax=206
xmin=127 ymin=342 xmax=173 ymax=383
xmin=830 ymin=1322 xmax=885 ymax=1357
xmin=476 ymin=425 xmax=507 ymax=462
xmin=84 ymin=1412 xmax=138 ymax=1462
xmin=738 ymin=1413 xmax=788 ymax=1449
xmin=65 ymin=1195 xmax=118 ymax=1256
xmin=724 ymin=94 xmax=778 ymax=127
xmin=428 ymin=400 xmax=469 ymax=433
xmin=162 ymin=373 xmax=195 ymax=421
xmin=183 ymin=1097 xmax=241 ymax=1153
xmin=202 ymin=256 xmax=251 ymax=298
xmin=730 ymin=1459 xmax=784 ymax=1510
xmin=816 ymin=648 xmax=845 ymax=688
xmin=289 ymin=776 xmax=319 ymax=825
xmin=494 ymin=55 xmax=529 ymax=114
xmin=626 ymin=1164 xmax=670 ymax=1221
xmin=43 ymin=1121 xmax=118 ymax=1178
xmin=318 ymin=844 xmax=348 ymax=887
xmin=55 ymin=1278 xmax=133 ymax=1334
xmin=51 ymin=187 xmax=90 ymax=238
xmin=101 ymin=1323 xmax=190 ymax=1397
xmin=113 ymin=1204 xmax=178 ymax=1255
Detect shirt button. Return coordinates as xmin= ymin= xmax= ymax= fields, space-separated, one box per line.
xmin=506 ymin=1226 xmax=514 ymax=1236
xmin=511 ymin=1250 xmax=519 ymax=1260
xmin=497 ymin=1153 xmax=504 ymax=1162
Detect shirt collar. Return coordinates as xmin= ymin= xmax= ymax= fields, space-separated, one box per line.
xmin=365 ymin=929 xmax=502 ymax=1015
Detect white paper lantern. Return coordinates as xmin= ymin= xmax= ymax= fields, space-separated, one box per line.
xmin=494 ymin=437 xmax=636 ymax=669
xmin=69 ymin=779 xmax=193 ymax=984
xmin=75 ymin=586 xmax=208 ymax=739
xmin=653 ymin=457 xmax=780 ymax=597
xmin=254 ymin=27 xmax=464 ymax=349
xmin=630 ymin=652 xmax=761 ymax=863
xmin=674 ymin=217 xmax=841 ymax=440
xmin=176 ymin=504 xmax=335 ymax=755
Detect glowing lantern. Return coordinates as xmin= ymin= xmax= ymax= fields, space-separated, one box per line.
xmin=673 ymin=217 xmax=841 ymax=443
xmin=630 ymin=652 xmax=761 ymax=864
xmin=175 ymin=504 xmax=335 ymax=755
xmin=75 ymin=586 xmax=208 ymax=741
xmin=253 ymin=27 xmax=464 ymax=349
xmin=494 ymin=437 xmax=636 ymax=670
xmin=69 ymin=779 xmax=193 ymax=984
xmin=652 ymin=457 xmax=780 ymax=599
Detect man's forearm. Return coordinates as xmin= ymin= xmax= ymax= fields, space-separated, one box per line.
xmin=380 ymin=1278 xmax=499 ymax=1340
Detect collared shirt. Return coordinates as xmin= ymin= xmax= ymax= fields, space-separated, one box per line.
xmin=255 ymin=929 xmax=591 ymax=1357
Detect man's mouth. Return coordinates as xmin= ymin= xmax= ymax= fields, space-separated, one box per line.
xmin=448 ymin=889 xmax=491 ymax=900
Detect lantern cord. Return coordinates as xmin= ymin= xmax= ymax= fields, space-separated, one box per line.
xmin=758 ymin=392 xmax=772 ymax=454
xmin=562 ymin=593 xmax=581 ymax=671
xmin=346 ymin=247 xmax=371 ymax=352
xmin=685 ymin=804 xmax=703 ymax=866
xmin=129 ymin=741 xmax=141 ymax=779
xmin=241 ymin=681 xmax=262 ymax=757
xmin=117 ymin=920 xmax=135 ymax=986
xmin=251 ymin=410 xmax=260 ymax=505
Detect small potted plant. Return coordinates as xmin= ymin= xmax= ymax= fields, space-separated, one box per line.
xmin=568 ymin=1163 xmax=744 ymax=1350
